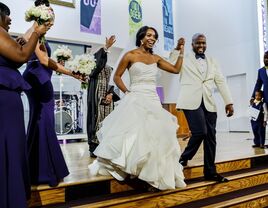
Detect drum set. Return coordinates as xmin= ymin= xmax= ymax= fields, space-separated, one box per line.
xmin=54 ymin=92 xmax=84 ymax=134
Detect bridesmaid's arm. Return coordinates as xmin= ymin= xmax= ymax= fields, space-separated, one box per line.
xmin=0 ymin=26 xmax=47 ymax=63
xmin=34 ymin=41 xmax=73 ymax=77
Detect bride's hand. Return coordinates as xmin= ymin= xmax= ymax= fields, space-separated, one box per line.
xmin=175 ymin=38 xmax=185 ymax=51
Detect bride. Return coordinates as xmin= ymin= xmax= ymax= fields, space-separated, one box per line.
xmin=88 ymin=26 xmax=186 ymax=190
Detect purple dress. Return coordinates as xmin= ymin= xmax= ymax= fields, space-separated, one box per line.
xmin=0 ymin=55 xmax=31 ymax=208
xmin=23 ymin=43 xmax=69 ymax=187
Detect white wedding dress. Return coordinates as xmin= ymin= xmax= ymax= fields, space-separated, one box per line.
xmin=88 ymin=62 xmax=186 ymax=190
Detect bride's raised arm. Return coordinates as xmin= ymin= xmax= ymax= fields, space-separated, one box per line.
xmin=156 ymin=37 xmax=185 ymax=74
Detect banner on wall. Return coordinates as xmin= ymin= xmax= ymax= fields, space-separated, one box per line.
xmin=80 ymin=0 xmax=101 ymax=35
xmin=129 ymin=0 xmax=143 ymax=36
xmin=162 ymin=0 xmax=174 ymax=51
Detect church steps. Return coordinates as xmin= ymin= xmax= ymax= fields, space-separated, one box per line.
xmin=28 ymin=155 xmax=268 ymax=207
xmin=202 ymin=189 xmax=268 ymax=208
xmin=71 ymin=168 xmax=268 ymax=208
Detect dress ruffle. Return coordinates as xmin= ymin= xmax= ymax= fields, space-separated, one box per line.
xmin=89 ymin=86 xmax=186 ymax=190
xmin=25 ymin=61 xmax=52 ymax=84
xmin=0 ymin=67 xmax=31 ymax=91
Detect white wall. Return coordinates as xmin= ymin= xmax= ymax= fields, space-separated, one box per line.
xmin=3 ymin=0 xmax=169 ymax=70
xmin=2 ymin=0 xmax=262 ymax=131
xmin=171 ymin=0 xmax=260 ymax=131
xmin=3 ymin=0 xmax=166 ymax=49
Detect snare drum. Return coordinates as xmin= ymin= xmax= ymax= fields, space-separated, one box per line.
xmin=54 ymin=110 xmax=73 ymax=134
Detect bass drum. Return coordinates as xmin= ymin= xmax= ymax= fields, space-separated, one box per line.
xmin=55 ymin=110 xmax=73 ymax=134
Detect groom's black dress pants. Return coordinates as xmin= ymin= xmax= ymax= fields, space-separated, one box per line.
xmin=181 ymin=101 xmax=217 ymax=176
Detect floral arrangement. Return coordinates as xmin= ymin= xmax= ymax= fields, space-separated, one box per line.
xmin=66 ymin=54 xmax=96 ymax=89
xmin=25 ymin=5 xmax=55 ymax=43
xmin=53 ymin=45 xmax=73 ymax=62
xmin=53 ymin=45 xmax=73 ymax=75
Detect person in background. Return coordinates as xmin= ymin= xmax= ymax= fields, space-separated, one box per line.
xmin=90 ymin=64 xmax=120 ymax=157
xmin=87 ymin=36 xmax=118 ymax=157
xmin=170 ymin=33 xmax=234 ymax=182
xmin=251 ymin=51 xmax=268 ymax=109
xmin=22 ymin=0 xmax=82 ymax=187
xmin=250 ymin=90 xmax=268 ymax=148
xmin=0 ymin=2 xmax=49 ymax=207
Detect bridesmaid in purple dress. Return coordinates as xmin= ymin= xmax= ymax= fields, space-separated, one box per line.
xmin=23 ymin=0 xmax=82 ymax=187
xmin=0 ymin=3 xmax=49 ymax=208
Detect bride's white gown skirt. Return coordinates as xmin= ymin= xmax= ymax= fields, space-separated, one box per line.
xmin=88 ymin=63 xmax=186 ymax=190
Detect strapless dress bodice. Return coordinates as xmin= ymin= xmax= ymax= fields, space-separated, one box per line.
xmin=129 ymin=62 xmax=158 ymax=87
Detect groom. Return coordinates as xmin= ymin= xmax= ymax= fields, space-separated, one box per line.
xmin=170 ymin=33 xmax=234 ymax=182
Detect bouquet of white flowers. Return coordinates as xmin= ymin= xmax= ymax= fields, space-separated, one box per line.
xmin=25 ymin=5 xmax=55 ymax=43
xmin=53 ymin=45 xmax=73 ymax=75
xmin=66 ymin=54 xmax=96 ymax=89
xmin=53 ymin=45 xmax=73 ymax=62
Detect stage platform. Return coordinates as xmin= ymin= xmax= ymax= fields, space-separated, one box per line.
xmin=29 ymin=132 xmax=268 ymax=207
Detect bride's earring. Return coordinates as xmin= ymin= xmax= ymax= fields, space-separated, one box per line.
xmin=140 ymin=40 xmax=144 ymax=45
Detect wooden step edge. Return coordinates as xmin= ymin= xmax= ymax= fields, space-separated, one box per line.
xmin=202 ymin=189 xmax=268 ymax=208
xmin=184 ymin=158 xmax=251 ymax=180
xmin=31 ymin=157 xmax=255 ymax=191
xmin=185 ymin=152 xmax=268 ymax=169
xmin=74 ymin=168 xmax=268 ymax=208
xmin=31 ymin=175 xmax=113 ymax=191
xmin=227 ymin=167 xmax=268 ymax=181
xmin=184 ymin=167 xmax=268 ymax=190
xmin=184 ymin=157 xmax=252 ymax=169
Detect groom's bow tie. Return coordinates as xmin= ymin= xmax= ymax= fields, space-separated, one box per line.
xmin=195 ymin=53 xmax=205 ymax=59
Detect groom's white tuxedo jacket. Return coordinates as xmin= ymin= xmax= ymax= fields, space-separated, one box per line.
xmin=169 ymin=50 xmax=233 ymax=112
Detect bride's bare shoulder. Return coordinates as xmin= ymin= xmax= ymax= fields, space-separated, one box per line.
xmin=123 ymin=49 xmax=139 ymax=60
xmin=127 ymin=48 xmax=139 ymax=55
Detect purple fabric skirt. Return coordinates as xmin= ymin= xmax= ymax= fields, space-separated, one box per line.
xmin=0 ymin=87 xmax=30 ymax=208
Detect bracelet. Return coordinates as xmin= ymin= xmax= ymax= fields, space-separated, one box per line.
xmin=125 ymin=90 xmax=130 ymax=94
xmin=48 ymin=58 xmax=59 ymax=71
xmin=103 ymin=46 xmax=110 ymax=53
xmin=32 ymin=31 xmax=41 ymax=38
xmin=178 ymin=54 xmax=184 ymax=58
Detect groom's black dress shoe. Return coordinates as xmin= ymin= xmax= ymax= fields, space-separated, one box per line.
xmin=89 ymin=152 xmax=97 ymax=158
xmin=179 ymin=158 xmax=188 ymax=166
xmin=204 ymin=173 xmax=229 ymax=183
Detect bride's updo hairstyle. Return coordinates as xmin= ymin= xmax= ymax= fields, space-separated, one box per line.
xmin=35 ymin=0 xmax=50 ymax=7
xmin=135 ymin=26 xmax=158 ymax=54
xmin=0 ymin=2 xmax=10 ymax=20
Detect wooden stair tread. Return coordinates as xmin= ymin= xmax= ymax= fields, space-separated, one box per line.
xmin=31 ymin=156 xmax=256 ymax=191
xmin=73 ymin=168 xmax=268 ymax=208
xmin=202 ymin=189 xmax=268 ymax=208
xmin=29 ymin=154 xmax=268 ymax=207
xmin=31 ymin=175 xmax=113 ymax=191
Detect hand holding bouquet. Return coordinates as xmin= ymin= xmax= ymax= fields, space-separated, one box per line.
xmin=66 ymin=53 xmax=96 ymax=89
xmin=53 ymin=45 xmax=73 ymax=75
xmin=53 ymin=45 xmax=73 ymax=62
xmin=25 ymin=5 xmax=55 ymax=44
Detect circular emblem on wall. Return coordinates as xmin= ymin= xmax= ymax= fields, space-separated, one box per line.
xmin=129 ymin=0 xmax=142 ymax=23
